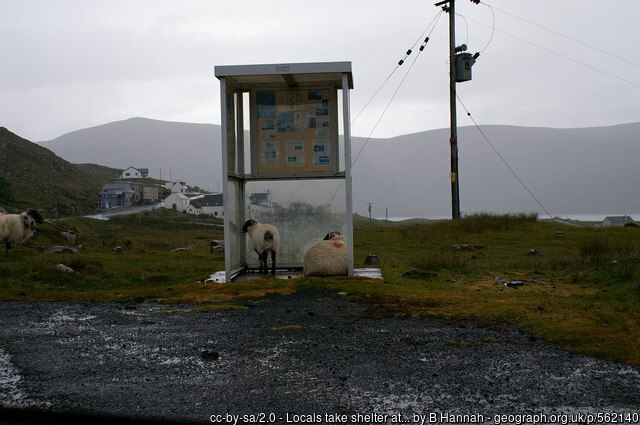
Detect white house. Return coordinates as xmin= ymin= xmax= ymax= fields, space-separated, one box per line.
xmin=185 ymin=204 xmax=202 ymax=215
xmin=163 ymin=193 xmax=190 ymax=212
xmin=201 ymin=193 xmax=224 ymax=217
xmin=165 ymin=181 xmax=187 ymax=194
xmin=121 ymin=166 xmax=149 ymax=179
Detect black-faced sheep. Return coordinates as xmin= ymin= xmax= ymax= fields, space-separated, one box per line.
xmin=303 ymin=231 xmax=348 ymax=277
xmin=242 ymin=218 xmax=280 ymax=275
xmin=0 ymin=209 xmax=44 ymax=253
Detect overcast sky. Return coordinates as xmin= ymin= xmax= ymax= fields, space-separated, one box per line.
xmin=1 ymin=0 xmax=639 ymax=142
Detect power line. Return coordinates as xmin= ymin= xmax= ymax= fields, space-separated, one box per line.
xmin=482 ymin=1 xmax=640 ymax=69
xmin=352 ymin=11 xmax=443 ymax=167
xmin=477 ymin=3 xmax=495 ymax=53
xmin=351 ymin=10 xmax=444 ymax=125
xmin=327 ymin=12 xmax=444 ymax=208
xmin=456 ymin=95 xmax=555 ymax=220
xmin=461 ymin=14 xmax=640 ymax=89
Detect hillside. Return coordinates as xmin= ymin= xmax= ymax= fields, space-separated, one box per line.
xmin=0 ymin=127 xmax=121 ymax=215
xmin=39 ymin=117 xmax=219 ymax=191
xmin=353 ymin=123 xmax=640 ymax=218
xmin=39 ymin=118 xmax=640 ymax=218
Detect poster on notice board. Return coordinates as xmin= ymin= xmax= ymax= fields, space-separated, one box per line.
xmin=254 ymin=88 xmax=336 ymax=176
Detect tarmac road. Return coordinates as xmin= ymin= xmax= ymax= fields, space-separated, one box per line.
xmin=1 ymin=290 xmax=639 ymax=424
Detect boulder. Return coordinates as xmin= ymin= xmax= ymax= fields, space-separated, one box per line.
xmin=60 ymin=231 xmax=78 ymax=245
xmin=55 ymin=264 xmax=75 ymax=273
xmin=401 ymin=268 xmax=437 ymax=280
xmin=44 ymin=245 xmax=79 ymax=254
xmin=364 ymin=254 xmax=380 ymax=265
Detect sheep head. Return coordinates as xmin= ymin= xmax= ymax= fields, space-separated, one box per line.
xmin=26 ymin=209 xmax=44 ymax=224
xmin=242 ymin=218 xmax=258 ymax=233
xmin=323 ymin=231 xmax=345 ymax=241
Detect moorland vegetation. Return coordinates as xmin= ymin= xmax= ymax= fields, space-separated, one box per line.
xmin=0 ymin=210 xmax=638 ymax=366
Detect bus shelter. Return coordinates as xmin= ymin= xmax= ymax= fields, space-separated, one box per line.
xmin=214 ymin=62 xmax=354 ymax=281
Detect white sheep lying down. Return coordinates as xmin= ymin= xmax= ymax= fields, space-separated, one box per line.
xmin=242 ymin=218 xmax=280 ymax=275
xmin=303 ymin=231 xmax=348 ymax=277
xmin=0 ymin=209 xmax=44 ymax=253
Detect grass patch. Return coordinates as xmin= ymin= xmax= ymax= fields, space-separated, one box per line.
xmin=447 ymin=338 xmax=472 ymax=348
xmin=271 ymin=325 xmax=303 ymax=331
xmin=193 ymin=304 xmax=249 ymax=312
xmin=2 ymin=211 xmax=640 ymax=365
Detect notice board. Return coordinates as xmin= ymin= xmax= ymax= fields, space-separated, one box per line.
xmin=252 ymin=88 xmax=338 ymax=176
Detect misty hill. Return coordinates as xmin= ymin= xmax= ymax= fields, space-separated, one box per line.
xmin=353 ymin=123 xmax=640 ymax=218
xmin=0 ymin=127 xmax=120 ymax=215
xmin=39 ymin=118 xmax=640 ymax=218
xmin=40 ymin=117 xmax=220 ymax=191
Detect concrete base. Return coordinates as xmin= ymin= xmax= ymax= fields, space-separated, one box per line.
xmin=204 ymin=268 xmax=382 ymax=284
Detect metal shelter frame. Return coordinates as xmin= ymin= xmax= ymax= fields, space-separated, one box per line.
xmin=214 ymin=62 xmax=354 ymax=281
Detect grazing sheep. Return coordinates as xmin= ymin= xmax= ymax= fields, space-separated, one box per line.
xmin=0 ymin=209 xmax=44 ymax=253
xmin=242 ymin=218 xmax=280 ymax=275
xmin=303 ymin=231 xmax=348 ymax=277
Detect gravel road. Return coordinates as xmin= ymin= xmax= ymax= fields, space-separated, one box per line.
xmin=1 ymin=289 xmax=639 ymax=424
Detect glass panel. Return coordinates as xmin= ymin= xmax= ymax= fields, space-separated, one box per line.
xmin=243 ymin=179 xmax=346 ymax=267
xmin=226 ymin=179 xmax=243 ymax=273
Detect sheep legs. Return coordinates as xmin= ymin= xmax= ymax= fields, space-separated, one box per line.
xmin=270 ymin=250 xmax=276 ymax=276
xmin=256 ymin=251 xmax=276 ymax=275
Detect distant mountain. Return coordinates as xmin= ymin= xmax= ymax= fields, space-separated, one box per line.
xmin=39 ymin=118 xmax=640 ymax=218
xmin=352 ymin=123 xmax=640 ymax=218
xmin=40 ymin=117 xmax=221 ymax=191
xmin=0 ymin=127 xmax=120 ymax=215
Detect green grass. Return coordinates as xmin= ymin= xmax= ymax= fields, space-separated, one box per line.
xmin=2 ymin=210 xmax=640 ymax=365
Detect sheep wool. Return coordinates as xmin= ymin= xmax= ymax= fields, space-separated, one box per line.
xmin=303 ymin=231 xmax=348 ymax=277
xmin=242 ymin=218 xmax=280 ymax=275
xmin=0 ymin=209 xmax=44 ymax=253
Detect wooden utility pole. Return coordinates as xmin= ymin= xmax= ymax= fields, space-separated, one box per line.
xmin=436 ymin=0 xmax=460 ymax=220
xmin=448 ymin=0 xmax=460 ymax=220
xmin=437 ymin=0 xmax=480 ymax=220
xmin=435 ymin=0 xmax=460 ymax=220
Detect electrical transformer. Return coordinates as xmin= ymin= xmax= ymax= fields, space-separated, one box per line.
xmin=455 ymin=52 xmax=477 ymax=82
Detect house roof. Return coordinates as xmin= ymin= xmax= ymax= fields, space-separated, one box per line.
xmin=202 ymin=194 xmax=223 ymax=207
xmin=123 ymin=166 xmax=148 ymax=175
xmin=101 ymin=183 xmax=135 ymax=192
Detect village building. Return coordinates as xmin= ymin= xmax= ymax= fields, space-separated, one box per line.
xmin=185 ymin=203 xmax=202 ymax=215
xmin=120 ymin=166 xmax=149 ymax=179
xmin=602 ymin=215 xmax=635 ymax=227
xmin=166 ymin=181 xmax=187 ymax=194
xmin=163 ymin=193 xmax=190 ymax=212
xmin=99 ymin=183 xmax=135 ymax=209
xmin=201 ymin=193 xmax=224 ymax=217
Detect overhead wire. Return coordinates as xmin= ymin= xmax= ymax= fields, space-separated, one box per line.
xmin=456 ymin=95 xmax=555 ymax=220
xmin=457 ymin=13 xmax=469 ymax=46
xmin=482 ymin=1 xmax=640 ymax=69
xmin=326 ymin=10 xmax=444 ymax=206
xmin=351 ymin=10 xmax=443 ymax=125
xmin=460 ymin=13 xmax=640 ymax=89
xmin=351 ymin=10 xmax=443 ymax=168
xmin=350 ymin=2 xmax=635 ymax=219
xmin=477 ymin=3 xmax=495 ymax=53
